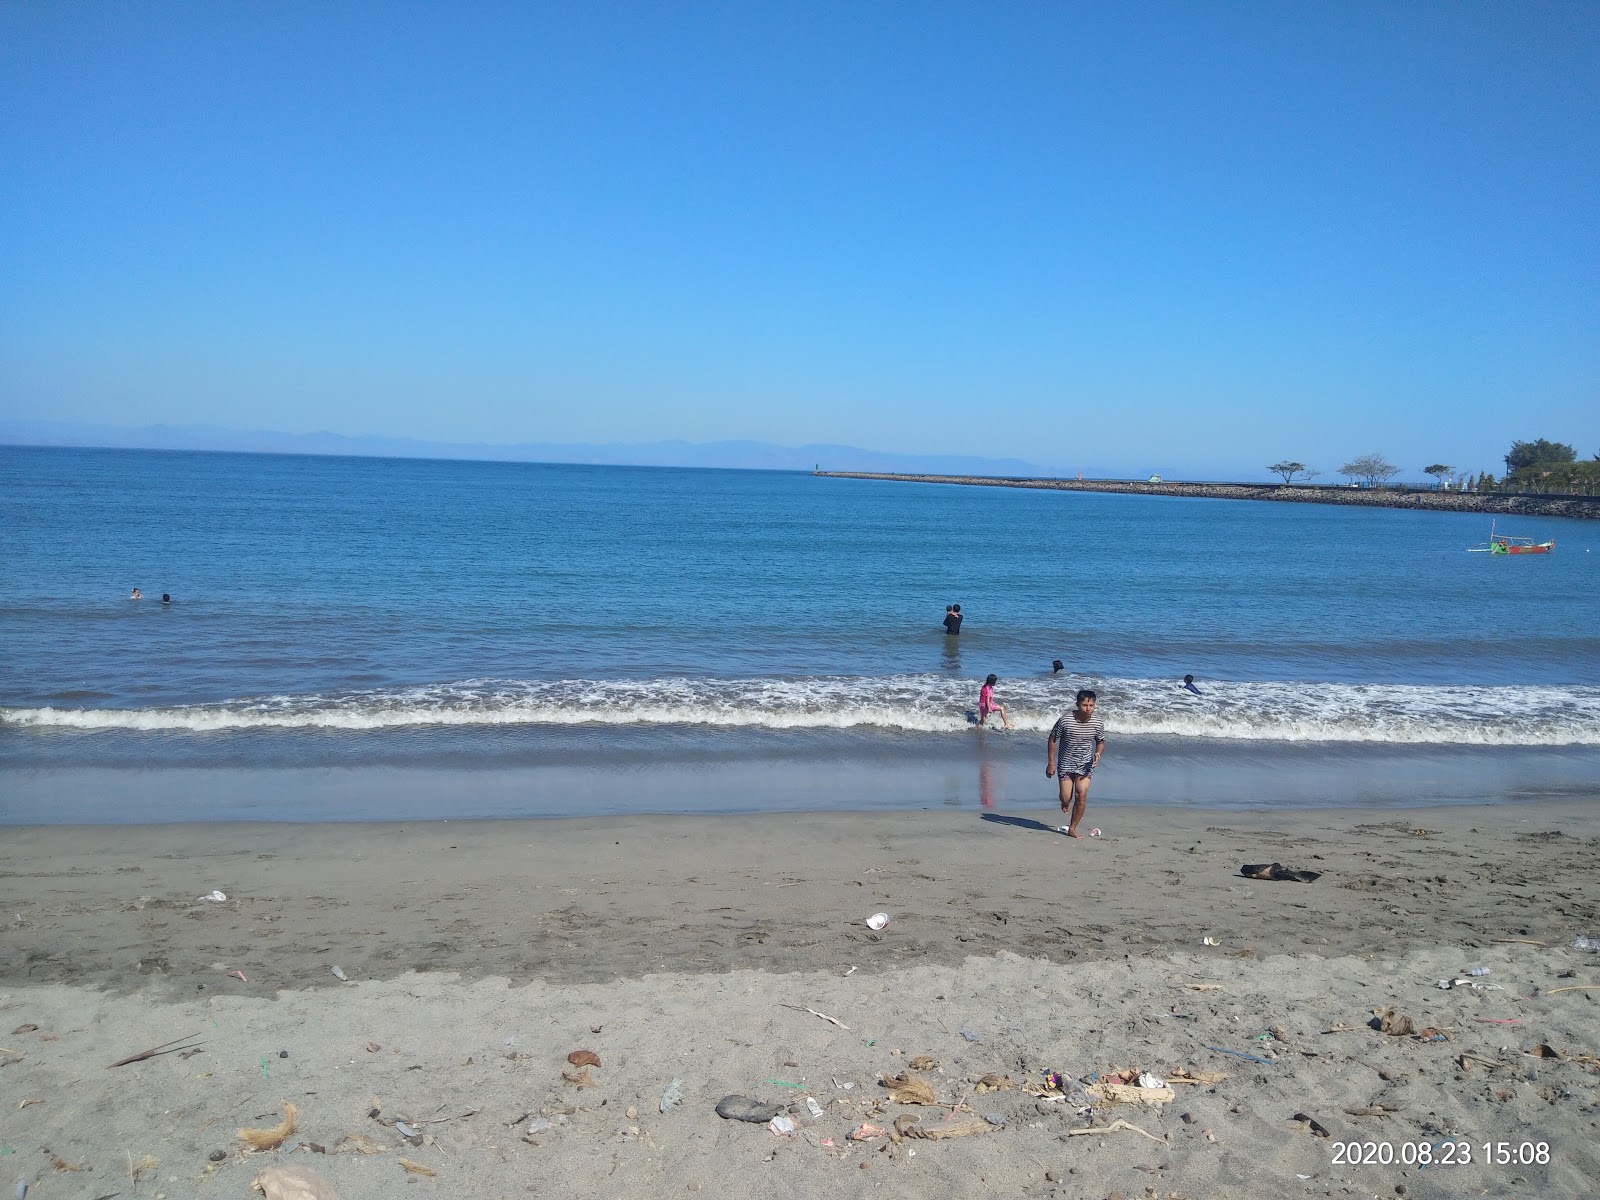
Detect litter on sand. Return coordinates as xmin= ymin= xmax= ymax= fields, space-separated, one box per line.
xmin=198 ymin=890 xmax=227 ymax=903
xmin=1240 ymin=863 xmax=1321 ymax=883
xmin=715 ymin=1095 xmax=779 ymax=1123
xmin=1205 ymin=1045 xmax=1275 ymax=1065
xmin=1376 ymin=1008 xmax=1415 ymax=1036
xmin=1066 ymin=1119 xmax=1165 ymax=1144
xmin=767 ymin=1115 xmax=796 ymax=1135
xmin=250 ymin=1166 xmax=342 ymax=1199
xmin=880 ymin=1072 xmax=938 ymax=1105
xmin=239 ymin=1102 xmax=299 ymax=1151
xmin=397 ymin=1158 xmax=436 ymax=1177
xmin=330 ymin=966 xmax=348 ymax=981
xmin=108 ymin=1033 xmax=204 ymax=1068
xmin=1087 ymin=1081 xmax=1175 ymax=1106
xmin=1289 ymin=1112 xmax=1331 ymax=1138
xmin=778 ymin=1003 xmax=850 ymax=1030
xmin=659 ymin=1079 xmax=686 ymax=1112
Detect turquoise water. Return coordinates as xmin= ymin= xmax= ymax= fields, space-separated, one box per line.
xmin=2 ymin=445 xmax=1597 ymax=819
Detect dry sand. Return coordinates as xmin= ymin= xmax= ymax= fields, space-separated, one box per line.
xmin=3 ymin=800 xmax=1599 ymax=1199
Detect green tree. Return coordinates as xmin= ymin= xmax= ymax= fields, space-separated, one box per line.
xmin=1268 ymin=460 xmax=1312 ymax=483
xmin=1504 ymin=439 xmax=1575 ymax=472
xmin=1340 ymin=454 xmax=1400 ymax=487
xmin=1424 ymin=463 xmax=1453 ymax=487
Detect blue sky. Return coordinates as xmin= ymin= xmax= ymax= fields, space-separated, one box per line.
xmin=3 ymin=2 xmax=1596 ymax=478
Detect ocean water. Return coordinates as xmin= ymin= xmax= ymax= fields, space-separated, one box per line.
xmin=2 ymin=445 xmax=1597 ymax=821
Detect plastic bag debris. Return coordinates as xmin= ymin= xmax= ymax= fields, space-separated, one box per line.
xmin=525 ymin=1115 xmax=569 ymax=1138
xmin=198 ymin=890 xmax=227 ymax=903
xmin=660 ymin=1079 xmax=686 ymax=1113
xmin=250 ymin=1166 xmax=342 ymax=1200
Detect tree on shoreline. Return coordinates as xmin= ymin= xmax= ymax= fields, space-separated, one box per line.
xmin=1267 ymin=460 xmax=1316 ymax=483
xmin=1424 ymin=463 xmax=1453 ymax=488
xmin=1505 ymin=439 xmax=1575 ymax=472
xmin=1340 ymin=454 xmax=1400 ymax=487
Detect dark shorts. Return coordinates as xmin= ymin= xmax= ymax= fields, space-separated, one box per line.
xmin=1059 ymin=760 xmax=1093 ymax=778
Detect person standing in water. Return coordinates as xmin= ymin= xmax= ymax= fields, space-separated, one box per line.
xmin=1182 ymin=674 xmax=1201 ymax=694
xmin=977 ymin=673 xmax=1011 ymax=729
xmin=942 ymin=604 xmax=962 ymax=636
xmin=1046 ymin=689 xmax=1104 ymax=838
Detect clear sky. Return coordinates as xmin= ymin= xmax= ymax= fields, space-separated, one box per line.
xmin=3 ymin=2 xmax=1597 ymax=478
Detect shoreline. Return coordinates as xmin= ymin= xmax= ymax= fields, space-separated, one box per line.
xmin=6 ymin=740 xmax=1600 ymax=823
xmin=6 ymin=799 xmax=1597 ymax=993
xmin=814 ymin=470 xmax=1600 ymax=519
xmin=3 ymin=801 xmax=1598 ymax=1198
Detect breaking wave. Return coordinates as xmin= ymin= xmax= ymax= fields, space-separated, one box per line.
xmin=5 ymin=675 xmax=1600 ymax=746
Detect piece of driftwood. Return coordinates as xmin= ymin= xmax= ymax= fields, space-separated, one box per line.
xmin=778 ymin=1004 xmax=850 ymax=1030
xmin=1066 ymin=1119 xmax=1165 ymax=1144
xmin=1087 ymin=1082 xmax=1175 ymax=1106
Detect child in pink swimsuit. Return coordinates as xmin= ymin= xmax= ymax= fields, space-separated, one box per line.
xmin=977 ymin=673 xmax=1011 ymax=729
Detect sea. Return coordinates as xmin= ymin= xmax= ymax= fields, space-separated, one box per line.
xmin=2 ymin=445 xmax=1597 ymax=823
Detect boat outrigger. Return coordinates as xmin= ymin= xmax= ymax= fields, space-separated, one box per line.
xmin=1467 ymin=520 xmax=1555 ymax=555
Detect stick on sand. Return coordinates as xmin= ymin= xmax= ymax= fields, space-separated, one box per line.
xmin=1067 ymin=1119 xmax=1165 ymax=1144
xmin=778 ymin=1004 xmax=850 ymax=1030
xmin=108 ymin=1033 xmax=204 ymax=1068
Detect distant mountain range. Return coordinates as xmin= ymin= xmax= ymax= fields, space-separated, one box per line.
xmin=0 ymin=418 xmax=1071 ymax=477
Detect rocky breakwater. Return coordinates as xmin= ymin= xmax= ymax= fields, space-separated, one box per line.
xmin=813 ymin=472 xmax=1600 ymax=520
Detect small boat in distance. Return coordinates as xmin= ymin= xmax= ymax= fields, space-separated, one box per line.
xmin=1467 ymin=520 xmax=1555 ymax=555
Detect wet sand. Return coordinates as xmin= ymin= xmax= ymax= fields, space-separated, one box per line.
xmin=4 ymin=800 xmax=1600 ymax=1198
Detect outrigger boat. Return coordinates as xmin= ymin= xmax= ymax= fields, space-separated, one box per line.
xmin=1467 ymin=520 xmax=1555 ymax=555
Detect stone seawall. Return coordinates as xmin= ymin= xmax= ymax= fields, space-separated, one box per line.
xmin=812 ymin=472 xmax=1600 ymax=520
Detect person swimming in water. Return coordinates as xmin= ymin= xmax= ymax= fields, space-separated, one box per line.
xmin=1182 ymin=674 xmax=1201 ymax=695
xmin=1052 ymin=660 xmax=1064 ymax=674
xmin=977 ymin=673 xmax=1011 ymax=729
xmin=130 ymin=587 xmax=142 ymax=600
xmin=161 ymin=593 xmax=171 ymax=605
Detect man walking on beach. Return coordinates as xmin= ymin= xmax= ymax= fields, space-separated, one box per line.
xmin=1046 ymin=689 xmax=1104 ymax=839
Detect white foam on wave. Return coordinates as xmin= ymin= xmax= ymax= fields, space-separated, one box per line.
xmin=5 ymin=675 xmax=1600 ymax=745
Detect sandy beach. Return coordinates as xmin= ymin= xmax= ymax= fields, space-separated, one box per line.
xmin=4 ymin=799 xmax=1599 ymax=1199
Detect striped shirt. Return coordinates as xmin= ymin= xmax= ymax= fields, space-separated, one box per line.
xmin=1050 ymin=711 xmax=1105 ymax=773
